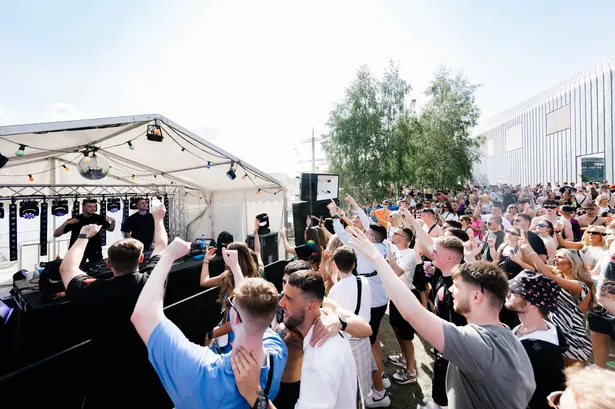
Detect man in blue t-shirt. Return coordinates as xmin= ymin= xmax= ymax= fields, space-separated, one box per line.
xmin=131 ymin=238 xmax=287 ymax=409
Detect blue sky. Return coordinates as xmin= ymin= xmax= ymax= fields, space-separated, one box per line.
xmin=1 ymin=0 xmax=615 ymax=174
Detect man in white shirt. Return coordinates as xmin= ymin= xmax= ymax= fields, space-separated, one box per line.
xmin=280 ymin=270 xmax=357 ymax=409
xmin=480 ymin=202 xmax=512 ymax=230
xmin=328 ymin=246 xmax=373 ymax=404
xmin=530 ymin=199 xmax=573 ymax=239
xmin=385 ymin=227 xmax=419 ymax=385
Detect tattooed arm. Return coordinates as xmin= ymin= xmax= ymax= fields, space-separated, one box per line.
xmin=597 ymin=260 xmax=615 ymax=316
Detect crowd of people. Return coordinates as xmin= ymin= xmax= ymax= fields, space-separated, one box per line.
xmin=14 ymin=182 xmax=615 ymax=409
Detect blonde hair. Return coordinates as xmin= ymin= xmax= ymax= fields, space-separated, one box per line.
xmin=234 ymin=278 xmax=279 ymax=331
xmin=564 ymin=366 xmax=615 ymax=409
xmin=388 ymin=212 xmax=403 ymax=228
xmin=595 ymin=195 xmax=609 ymax=206
xmin=555 ymin=249 xmax=596 ymax=308
xmin=324 ymin=235 xmax=344 ymax=294
xmin=582 ymin=225 xmax=607 ymax=249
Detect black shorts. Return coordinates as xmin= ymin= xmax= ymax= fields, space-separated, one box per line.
xmin=389 ymin=291 xmax=420 ymax=341
xmin=588 ymin=312 xmax=615 ymax=341
xmin=369 ymin=304 xmax=388 ymax=344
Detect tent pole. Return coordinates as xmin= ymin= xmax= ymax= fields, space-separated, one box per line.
xmin=50 ymin=158 xmax=57 ymax=259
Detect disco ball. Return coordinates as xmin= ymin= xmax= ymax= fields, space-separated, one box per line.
xmin=78 ymin=155 xmax=110 ymax=180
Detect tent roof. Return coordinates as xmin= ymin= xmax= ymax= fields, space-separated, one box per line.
xmin=0 ymin=114 xmax=283 ymax=193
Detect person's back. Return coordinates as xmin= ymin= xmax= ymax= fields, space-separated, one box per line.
xmin=442 ymin=323 xmax=535 ymax=409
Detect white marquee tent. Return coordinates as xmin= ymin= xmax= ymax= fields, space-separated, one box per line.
xmin=0 ymin=114 xmax=287 ymax=285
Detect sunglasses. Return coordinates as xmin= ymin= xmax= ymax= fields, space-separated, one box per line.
xmin=393 ymin=231 xmax=409 ymax=240
xmin=547 ymin=391 xmax=563 ymax=408
xmin=543 ymin=205 xmax=558 ymax=209
xmin=536 ymin=223 xmax=549 ymax=228
xmin=227 ymin=297 xmax=243 ymax=323
xmin=587 ymin=231 xmax=606 ymax=236
xmin=506 ymin=230 xmax=520 ymax=236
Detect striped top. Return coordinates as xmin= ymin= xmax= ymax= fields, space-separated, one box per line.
xmin=549 ymin=282 xmax=592 ymax=361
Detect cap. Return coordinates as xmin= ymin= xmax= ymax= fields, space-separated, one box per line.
xmin=509 ymin=270 xmax=560 ymax=313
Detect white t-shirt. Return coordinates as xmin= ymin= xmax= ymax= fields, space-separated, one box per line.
xmin=328 ymin=275 xmax=372 ymax=324
xmin=296 ymin=326 xmax=357 ymax=409
xmin=392 ymin=246 xmax=417 ymax=290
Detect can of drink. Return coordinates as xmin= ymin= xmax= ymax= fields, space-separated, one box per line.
xmin=424 ymin=261 xmax=433 ymax=277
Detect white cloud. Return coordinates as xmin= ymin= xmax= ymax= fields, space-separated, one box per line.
xmin=43 ymin=102 xmax=84 ymax=122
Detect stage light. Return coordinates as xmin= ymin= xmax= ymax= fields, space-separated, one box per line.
xmin=206 ymin=161 xmax=211 ymax=169
xmin=83 ymin=150 xmax=91 ymax=163
xmin=28 ymin=174 xmax=34 ymax=182
xmin=131 ymin=174 xmax=135 ymax=180
xmin=78 ymin=153 xmax=110 ymax=180
xmin=146 ymin=121 xmax=163 ymax=142
xmin=128 ymin=141 xmax=135 ymax=150
xmin=242 ymin=173 xmax=247 ymax=179
xmin=20 ymin=201 xmax=39 ymax=219
xmin=106 ymin=198 xmax=121 ymax=213
xmin=226 ymin=162 xmax=237 ymax=180
xmin=51 ymin=199 xmax=69 ymax=216
xmin=256 ymin=188 xmax=261 ymax=194
xmin=62 ymin=164 xmax=69 ymax=171
xmin=0 ymin=153 xmax=8 ymax=169
xmin=15 ymin=145 xmax=26 ymax=157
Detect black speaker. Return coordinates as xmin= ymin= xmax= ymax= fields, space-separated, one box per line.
xmin=300 ymin=173 xmax=340 ymax=202
xmin=291 ymin=200 xmax=338 ymax=246
xmin=247 ymin=232 xmax=279 ymax=265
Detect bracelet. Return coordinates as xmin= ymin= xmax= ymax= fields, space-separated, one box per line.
xmin=203 ymin=260 xmax=209 ymax=265
xmin=206 ymin=330 xmax=214 ymax=340
xmin=528 ymin=251 xmax=537 ymax=256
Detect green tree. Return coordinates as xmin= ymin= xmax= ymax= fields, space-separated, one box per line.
xmin=409 ymin=66 xmax=483 ymax=188
xmin=322 ymin=61 xmax=415 ymax=204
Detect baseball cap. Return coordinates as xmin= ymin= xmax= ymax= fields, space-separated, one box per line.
xmin=509 ymin=271 xmax=560 ymax=313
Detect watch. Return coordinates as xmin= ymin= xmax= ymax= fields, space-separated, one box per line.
xmin=338 ymin=315 xmax=348 ymax=331
xmin=77 ymin=233 xmax=90 ymax=239
xmin=332 ymin=215 xmax=340 ymax=219
xmin=252 ymin=391 xmax=268 ymax=409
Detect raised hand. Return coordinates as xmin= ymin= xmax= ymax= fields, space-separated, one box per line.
xmin=151 ymin=203 xmax=166 ymax=221
xmin=205 ymin=246 xmax=217 ymax=262
xmin=310 ymin=307 xmax=342 ymax=347
xmin=166 ymin=237 xmax=191 ymax=260
xmin=105 ymin=216 xmax=115 ymax=224
xmin=344 ymin=194 xmax=359 ymax=208
xmin=327 ymin=199 xmax=338 ymax=217
xmin=347 ymin=227 xmax=381 ymax=261
xmin=222 ymin=248 xmax=240 ymax=269
xmin=80 ymin=224 xmax=101 ymax=238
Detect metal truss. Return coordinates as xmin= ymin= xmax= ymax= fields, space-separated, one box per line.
xmin=0 ymin=184 xmax=187 ymax=239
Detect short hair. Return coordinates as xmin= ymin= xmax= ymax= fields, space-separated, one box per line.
xmin=368 ymin=223 xmax=387 ymax=243
xmin=234 ymin=278 xmax=279 ymax=331
xmin=284 ymin=260 xmax=312 ymax=275
xmin=560 ymin=205 xmax=574 ymax=214
xmin=564 ymin=366 xmax=615 ymax=409
xmin=287 ymin=270 xmax=325 ymax=302
xmin=444 ymin=220 xmax=462 ymax=229
xmin=452 ymin=261 xmax=509 ymax=309
xmin=518 ymin=199 xmax=529 ymax=204
xmin=543 ymin=199 xmax=559 ymax=207
xmin=446 ymin=228 xmax=470 ymax=242
xmin=332 ymin=246 xmax=356 ymax=274
xmin=421 ymin=208 xmax=435 ymax=216
xmin=107 ymin=239 xmax=144 ymax=275
xmin=436 ymin=235 xmax=464 ymax=258
xmin=492 ymin=202 xmax=503 ymax=209
xmin=82 ymin=198 xmax=97 ymax=205
xmin=134 ymin=197 xmax=147 ymax=204
xmin=488 ymin=216 xmax=503 ymax=226
xmin=397 ymin=227 xmax=414 ymax=244
xmin=516 ymin=213 xmax=532 ymax=224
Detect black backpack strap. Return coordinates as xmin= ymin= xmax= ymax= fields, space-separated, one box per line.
xmin=354 ymin=276 xmax=363 ymax=316
xmin=592 ymin=216 xmax=599 ymax=225
xmin=264 ymin=353 xmax=274 ymax=396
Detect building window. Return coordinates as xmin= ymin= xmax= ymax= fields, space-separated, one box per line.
xmin=546 ymin=104 xmax=571 ymax=135
xmin=486 ymin=138 xmax=494 ymax=157
xmin=505 ymin=123 xmax=523 ymax=152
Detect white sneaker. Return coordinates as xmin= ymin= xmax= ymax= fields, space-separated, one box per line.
xmin=365 ymin=388 xmax=391 ymax=408
xmin=381 ymin=372 xmax=391 ymax=389
xmin=387 ymin=353 xmax=407 ymax=369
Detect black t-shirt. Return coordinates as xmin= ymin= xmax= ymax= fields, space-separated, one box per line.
xmin=66 ymin=273 xmax=171 ymax=406
xmin=65 ymin=213 xmax=110 ymax=255
xmin=482 ymin=231 xmax=505 ymax=261
xmin=121 ymin=212 xmax=155 ymax=250
xmin=434 ymin=275 xmax=467 ymax=327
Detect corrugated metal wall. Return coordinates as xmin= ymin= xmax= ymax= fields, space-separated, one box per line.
xmin=474 ymin=61 xmax=615 ymax=185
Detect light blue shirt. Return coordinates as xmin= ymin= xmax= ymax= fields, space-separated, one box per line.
xmin=148 ymin=319 xmax=287 ymax=409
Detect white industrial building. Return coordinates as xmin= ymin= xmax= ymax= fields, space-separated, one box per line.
xmin=473 ymin=58 xmax=615 ymax=185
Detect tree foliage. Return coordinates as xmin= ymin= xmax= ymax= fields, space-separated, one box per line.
xmin=323 ymin=63 xmax=482 ymax=203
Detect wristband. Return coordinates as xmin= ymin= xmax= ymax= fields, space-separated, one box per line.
xmin=206 ymin=330 xmax=214 ymax=340
xmin=528 ymin=251 xmax=537 ymax=256
xmin=332 ymin=215 xmax=340 ymax=219
xmin=202 ymin=260 xmax=209 ymax=265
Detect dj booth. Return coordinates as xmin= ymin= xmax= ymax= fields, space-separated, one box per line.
xmin=0 ymin=252 xmax=289 ymax=408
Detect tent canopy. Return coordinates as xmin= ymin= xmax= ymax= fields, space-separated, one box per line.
xmin=0 ymin=114 xmax=283 ymax=194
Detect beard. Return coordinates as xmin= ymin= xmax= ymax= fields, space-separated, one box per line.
xmin=284 ymin=309 xmax=306 ymax=330
xmin=453 ymin=297 xmax=471 ymax=315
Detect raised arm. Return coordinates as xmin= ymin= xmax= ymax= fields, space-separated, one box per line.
xmin=59 ymin=224 xmax=99 ymax=288
xmin=554 ymin=232 xmax=583 ymax=250
xmin=347 ymin=227 xmax=445 ymax=352
xmin=345 ymin=194 xmax=370 ymax=230
xmin=400 ymin=209 xmax=434 ymax=254
xmin=280 ymin=228 xmax=296 ymax=254
xmin=519 ymin=242 xmax=583 ymax=296
xmin=131 ymin=238 xmax=191 ymax=344
xmin=200 ymin=247 xmax=221 ymax=287
xmin=151 ymin=204 xmax=169 ymax=257
xmin=223 ymin=248 xmax=244 ymax=288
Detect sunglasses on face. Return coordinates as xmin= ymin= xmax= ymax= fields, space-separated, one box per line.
xmin=536 ymin=223 xmax=548 ymax=228
xmin=506 ymin=230 xmax=520 ymax=236
xmin=587 ymin=231 xmax=606 ymax=236
xmin=227 ymin=297 xmax=243 ymax=323
xmin=543 ymin=205 xmax=558 ymax=209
